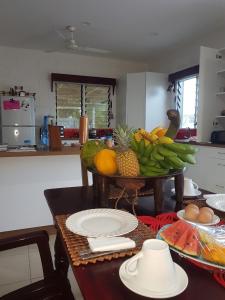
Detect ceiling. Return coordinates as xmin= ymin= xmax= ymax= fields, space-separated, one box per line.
xmin=0 ymin=0 xmax=225 ymax=61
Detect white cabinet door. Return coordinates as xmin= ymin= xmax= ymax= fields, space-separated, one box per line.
xmin=116 ymin=72 xmax=169 ymax=130
xmin=126 ymin=73 xmax=146 ymax=129
xmin=145 ymin=72 xmax=170 ymax=131
xmin=198 ymin=46 xmax=225 ymax=142
xmin=185 ymin=146 xmax=225 ymax=193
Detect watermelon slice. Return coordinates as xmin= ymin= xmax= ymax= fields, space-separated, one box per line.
xmin=174 ymin=227 xmax=192 ymax=251
xmin=182 ymin=228 xmax=200 ymax=257
xmin=160 ymin=220 xmax=192 ymax=246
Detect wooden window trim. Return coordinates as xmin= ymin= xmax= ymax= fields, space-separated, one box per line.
xmin=168 ymin=65 xmax=199 ymax=84
xmin=51 ymin=73 xmax=116 ymax=94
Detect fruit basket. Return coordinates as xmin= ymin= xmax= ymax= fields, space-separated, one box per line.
xmin=81 ymin=110 xmax=197 ymax=212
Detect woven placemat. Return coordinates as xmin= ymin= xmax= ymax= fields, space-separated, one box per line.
xmin=55 ymin=214 xmax=154 ymax=266
xmin=183 ymin=199 xmax=225 ymax=222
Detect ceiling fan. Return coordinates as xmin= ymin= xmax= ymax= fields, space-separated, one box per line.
xmin=51 ymin=25 xmax=110 ymax=54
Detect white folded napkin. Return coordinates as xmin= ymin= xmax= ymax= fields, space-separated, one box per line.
xmin=87 ymin=237 xmax=136 ymax=252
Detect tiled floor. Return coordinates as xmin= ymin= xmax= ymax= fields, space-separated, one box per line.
xmin=0 ymin=234 xmax=84 ymax=299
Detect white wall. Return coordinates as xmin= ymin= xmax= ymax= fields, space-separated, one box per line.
xmin=0 ymin=46 xmax=148 ymax=129
xmin=149 ymin=28 xmax=225 ymax=73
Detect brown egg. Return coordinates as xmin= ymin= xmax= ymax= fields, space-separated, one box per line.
xmin=184 ymin=208 xmax=199 ymax=221
xmin=197 ymin=211 xmax=213 ymax=224
xmin=199 ymin=207 xmax=214 ymax=216
xmin=184 ymin=204 xmax=199 ymax=214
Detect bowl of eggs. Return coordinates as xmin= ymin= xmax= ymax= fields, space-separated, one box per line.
xmin=177 ymin=204 xmax=220 ymax=225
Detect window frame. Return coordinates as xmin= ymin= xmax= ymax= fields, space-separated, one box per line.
xmin=52 ymin=73 xmax=116 ymax=129
xmin=168 ymin=66 xmax=199 ymax=129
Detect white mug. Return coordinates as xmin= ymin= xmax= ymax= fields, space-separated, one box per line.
xmin=124 ymin=239 xmax=176 ymax=292
xmin=184 ymin=177 xmax=198 ymax=196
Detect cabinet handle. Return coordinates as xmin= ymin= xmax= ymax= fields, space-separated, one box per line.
xmin=215 ymin=184 xmax=224 ymax=189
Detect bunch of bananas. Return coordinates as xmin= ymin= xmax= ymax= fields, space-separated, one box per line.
xmin=131 ymin=129 xmax=197 ymax=176
xmin=134 ymin=127 xmax=168 ymax=145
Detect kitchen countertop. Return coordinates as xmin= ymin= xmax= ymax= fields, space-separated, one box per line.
xmin=0 ymin=146 xmax=81 ymax=157
xmin=189 ymin=141 xmax=225 ymax=148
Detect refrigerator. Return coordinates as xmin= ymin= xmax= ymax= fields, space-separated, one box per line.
xmin=0 ymin=96 xmax=36 ymax=146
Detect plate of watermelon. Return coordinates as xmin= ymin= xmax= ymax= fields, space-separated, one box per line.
xmin=157 ymin=220 xmax=225 ymax=270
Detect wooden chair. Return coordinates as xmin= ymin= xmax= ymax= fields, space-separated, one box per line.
xmin=0 ymin=230 xmax=74 ymax=300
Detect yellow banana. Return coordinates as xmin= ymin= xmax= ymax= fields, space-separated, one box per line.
xmin=158 ymin=136 xmax=174 ymax=144
xmin=134 ymin=132 xmax=142 ymax=142
xmin=150 ymin=126 xmax=163 ymax=136
xmin=149 ymin=134 xmax=159 ymax=143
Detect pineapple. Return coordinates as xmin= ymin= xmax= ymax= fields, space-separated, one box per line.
xmin=113 ymin=125 xmax=140 ymax=176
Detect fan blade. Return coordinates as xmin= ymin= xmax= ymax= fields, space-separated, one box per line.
xmin=78 ymin=46 xmax=110 ymax=54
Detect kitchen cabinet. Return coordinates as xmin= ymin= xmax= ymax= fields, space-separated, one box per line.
xmin=0 ymin=154 xmax=93 ymax=232
xmin=198 ymin=46 xmax=225 ymax=142
xmin=116 ymin=72 xmax=172 ymax=130
xmin=185 ymin=145 xmax=225 ymax=193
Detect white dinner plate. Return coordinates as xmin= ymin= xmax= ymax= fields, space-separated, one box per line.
xmin=177 ymin=209 xmax=220 ymax=226
xmin=119 ymin=258 xmax=188 ymax=298
xmin=66 ymin=209 xmax=138 ymax=237
xmin=205 ymin=195 xmax=225 ymax=212
xmin=172 ymin=188 xmax=202 ymax=198
xmin=157 ymin=225 xmax=225 ymax=270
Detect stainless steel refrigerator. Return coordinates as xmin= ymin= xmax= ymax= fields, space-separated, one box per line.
xmin=0 ymin=96 xmax=36 ymax=146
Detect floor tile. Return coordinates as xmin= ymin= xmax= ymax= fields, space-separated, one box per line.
xmin=0 ymin=280 xmax=31 ymax=297
xmin=0 ymin=250 xmax=30 ymax=285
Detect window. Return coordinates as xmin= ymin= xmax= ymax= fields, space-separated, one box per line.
xmin=52 ymin=73 xmax=116 ymax=129
xmin=175 ymin=75 xmax=199 ymax=128
xmin=168 ymin=66 xmax=199 ymax=129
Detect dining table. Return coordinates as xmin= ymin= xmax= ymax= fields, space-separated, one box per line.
xmin=44 ymin=185 xmax=225 ymax=300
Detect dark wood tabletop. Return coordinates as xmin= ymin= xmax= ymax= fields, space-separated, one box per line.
xmin=44 ymin=186 xmax=225 ymax=300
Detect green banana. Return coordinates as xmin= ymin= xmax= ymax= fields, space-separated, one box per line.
xmin=146 ymin=160 xmax=159 ymax=167
xmin=145 ymin=165 xmax=169 ymax=173
xmin=164 ymin=142 xmax=197 ymax=154
xmin=177 ymin=153 xmax=196 ymax=164
xmin=143 ymin=169 xmax=169 ymax=177
xmin=151 ymin=146 xmax=164 ymax=161
xmin=130 ymin=139 xmax=139 ymax=152
xmin=157 ymin=144 xmax=177 ymax=157
xmin=166 ymin=156 xmax=186 ymax=169
xmin=139 ymin=139 xmax=145 ymax=155
xmin=144 ymin=143 xmax=153 ymax=157
xmin=159 ymin=160 xmax=173 ymax=169
xmin=139 ymin=156 xmax=149 ymax=165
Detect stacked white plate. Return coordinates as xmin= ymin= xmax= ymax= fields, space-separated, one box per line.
xmin=204 ymin=194 xmax=225 ymax=212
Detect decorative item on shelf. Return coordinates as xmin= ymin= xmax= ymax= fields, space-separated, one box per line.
xmin=0 ymin=86 xmax=36 ymax=97
xmin=48 ymin=125 xmax=63 ymax=151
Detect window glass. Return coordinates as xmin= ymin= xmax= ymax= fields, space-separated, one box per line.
xmin=85 ymin=85 xmax=109 ymax=128
xmin=181 ymin=77 xmax=198 ymax=128
xmin=176 ymin=76 xmax=198 ymax=128
xmin=56 ymin=83 xmax=110 ymax=128
xmin=56 ymin=83 xmax=81 ymax=128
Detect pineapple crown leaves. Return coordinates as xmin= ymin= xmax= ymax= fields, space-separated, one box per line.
xmin=113 ymin=125 xmax=135 ymax=151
